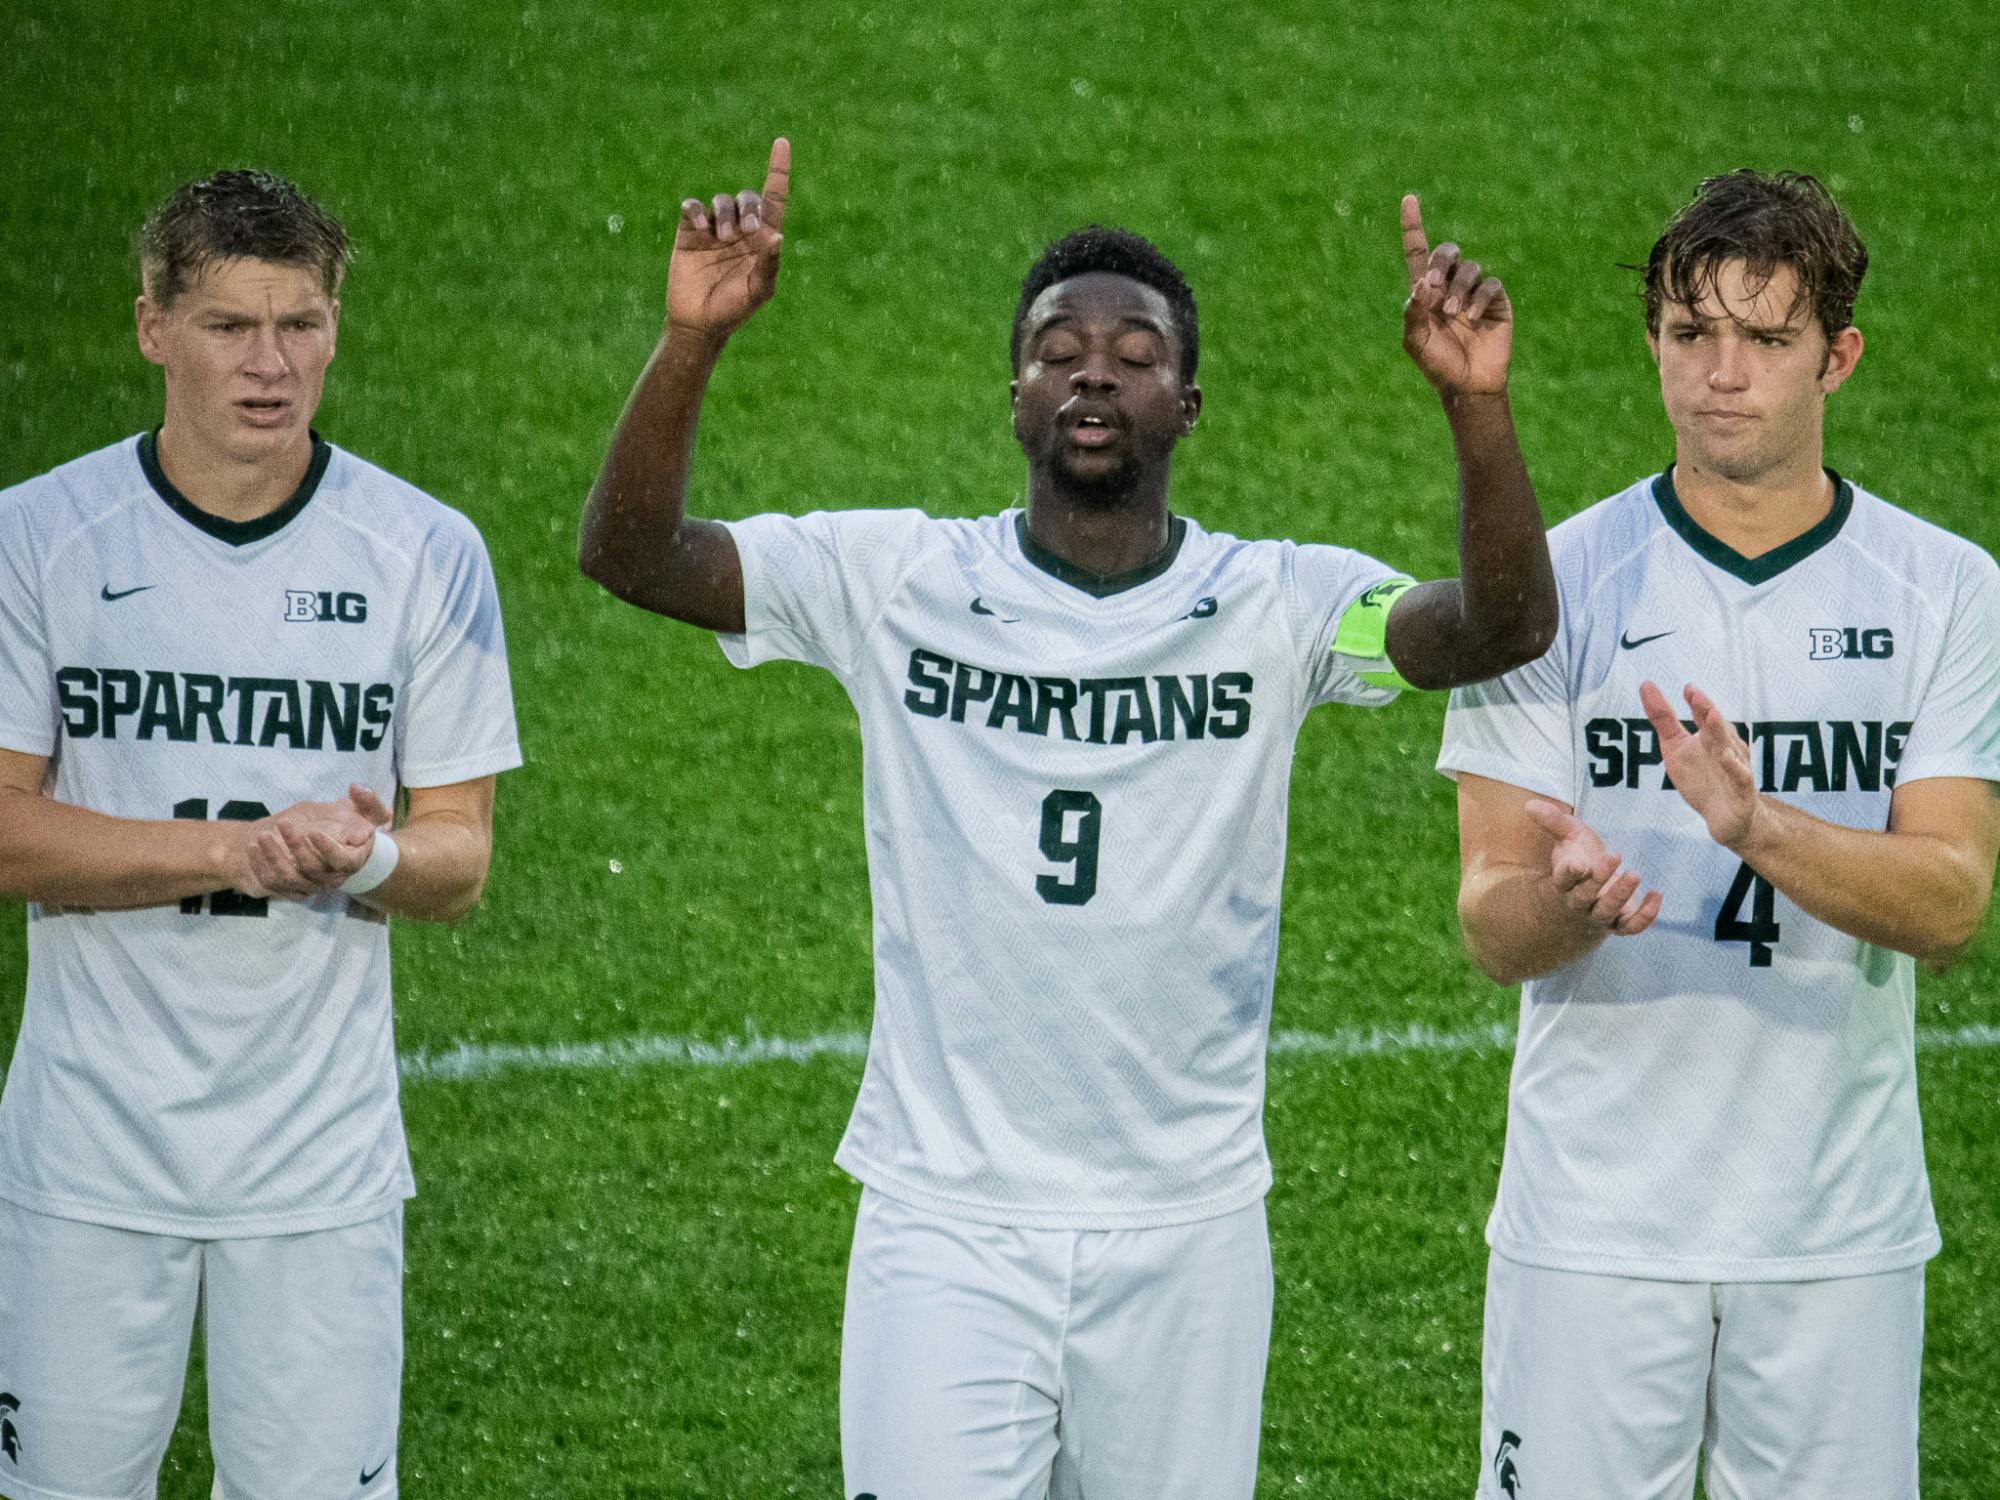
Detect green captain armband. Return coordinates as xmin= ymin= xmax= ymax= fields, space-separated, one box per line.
xmin=1330 ymin=576 xmax=1419 ymax=691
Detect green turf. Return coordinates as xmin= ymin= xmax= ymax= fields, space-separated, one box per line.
xmin=4 ymin=0 xmax=1998 ymax=1493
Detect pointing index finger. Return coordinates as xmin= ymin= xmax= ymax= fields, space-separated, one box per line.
xmin=1400 ymin=194 xmax=1430 ymax=291
xmin=761 ymin=137 xmax=791 ymax=233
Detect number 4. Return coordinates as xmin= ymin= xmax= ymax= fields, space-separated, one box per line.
xmin=1715 ymin=860 xmax=1780 ymax=966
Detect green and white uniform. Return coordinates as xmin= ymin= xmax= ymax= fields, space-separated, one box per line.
xmin=0 ymin=432 xmax=520 ymax=1500
xmin=1439 ymin=469 xmax=2000 ymax=1499
xmin=722 ymin=504 xmax=1409 ymax=1500
xmin=724 ymin=505 xmax=1407 ymax=1229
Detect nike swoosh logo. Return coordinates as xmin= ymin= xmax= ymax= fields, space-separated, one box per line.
xmin=1619 ymin=629 xmax=1674 ymax=650
xmin=969 ymin=596 xmax=1020 ymax=623
xmin=360 ymin=1459 xmax=389 ymax=1484
xmin=1183 ymin=596 xmax=1218 ymax=620
xmin=101 ymin=584 xmax=156 ymax=602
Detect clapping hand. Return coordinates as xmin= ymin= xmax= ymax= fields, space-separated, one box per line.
xmin=1641 ymin=680 xmax=1760 ymax=849
xmin=1524 ymin=798 xmax=1663 ymax=937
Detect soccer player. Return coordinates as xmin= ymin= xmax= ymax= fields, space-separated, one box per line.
xmin=1441 ymin=170 xmax=2000 ymax=1499
xmin=579 ymin=139 xmax=1556 ymax=1499
xmin=0 ymin=171 xmax=521 ymax=1498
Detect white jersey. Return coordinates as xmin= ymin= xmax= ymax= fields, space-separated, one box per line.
xmin=0 ymin=433 xmax=521 ymax=1237
xmin=722 ymin=507 xmax=1405 ymax=1229
xmin=1439 ymin=470 xmax=2000 ymax=1281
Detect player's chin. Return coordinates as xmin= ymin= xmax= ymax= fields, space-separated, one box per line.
xmin=1700 ymin=444 xmax=1785 ymax=486
xmin=1062 ymin=462 xmax=1146 ymax=503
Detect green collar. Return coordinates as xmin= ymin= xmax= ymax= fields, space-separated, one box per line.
xmin=1015 ymin=512 xmax=1188 ymax=598
xmin=1651 ymin=465 xmax=1853 ymax=584
xmin=139 ymin=428 xmax=331 ymax=547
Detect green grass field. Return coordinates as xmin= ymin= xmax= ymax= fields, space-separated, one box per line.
xmin=4 ymin=0 xmax=1998 ymax=1493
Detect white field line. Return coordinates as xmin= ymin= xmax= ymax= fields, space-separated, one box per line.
xmin=396 ymin=1020 xmax=2000 ymax=1084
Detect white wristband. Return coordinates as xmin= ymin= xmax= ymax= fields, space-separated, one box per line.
xmin=341 ymin=828 xmax=401 ymax=895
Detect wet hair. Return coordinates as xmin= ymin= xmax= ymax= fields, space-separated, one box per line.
xmin=1011 ymin=225 xmax=1199 ymax=379
xmin=1642 ymin=169 xmax=1867 ymax=338
xmin=138 ymin=169 xmax=351 ymax=307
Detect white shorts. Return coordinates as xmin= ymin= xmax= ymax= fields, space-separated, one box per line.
xmin=1477 ymin=1250 xmax=1924 ymax=1500
xmin=841 ymin=1187 xmax=1273 ymax=1500
xmin=0 ymin=1199 xmax=403 ymax=1500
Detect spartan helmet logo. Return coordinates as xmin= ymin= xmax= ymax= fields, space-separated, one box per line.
xmin=1493 ymin=1429 xmax=1522 ymax=1497
xmin=0 ymin=1391 xmax=21 ymax=1463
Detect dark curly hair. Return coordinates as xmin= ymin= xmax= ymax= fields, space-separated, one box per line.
xmin=139 ymin=169 xmax=351 ymax=307
xmin=1642 ymin=169 xmax=1867 ymax=338
xmin=1011 ymin=225 xmax=1199 ymax=378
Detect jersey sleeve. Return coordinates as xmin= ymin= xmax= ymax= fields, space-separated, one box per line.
xmin=1436 ymin=598 xmax=1574 ymax=800
xmin=1896 ymin=549 xmax=2000 ymax=786
xmin=718 ymin=509 xmax=932 ymax=679
xmin=396 ymin=515 xmax=523 ymax=788
xmin=0 ymin=486 xmax=56 ymax=758
xmin=1287 ymin=541 xmax=1412 ymax=709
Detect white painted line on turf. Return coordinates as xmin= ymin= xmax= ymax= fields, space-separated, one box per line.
xmin=395 ymin=1020 xmax=2000 ymax=1083
xmin=398 ymin=1029 xmax=869 ymax=1081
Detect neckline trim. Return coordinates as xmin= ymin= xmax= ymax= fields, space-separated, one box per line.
xmin=138 ymin=429 xmax=332 ymax=547
xmin=1014 ymin=512 xmax=1188 ymax=598
xmin=1651 ymin=465 xmax=1853 ymax=584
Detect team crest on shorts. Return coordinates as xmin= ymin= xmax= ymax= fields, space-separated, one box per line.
xmin=1492 ymin=1428 xmax=1521 ymax=1496
xmin=0 ymin=1391 xmax=21 ymax=1463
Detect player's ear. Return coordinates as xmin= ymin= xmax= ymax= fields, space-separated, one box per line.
xmin=328 ymin=296 xmax=341 ymax=361
xmin=1180 ymin=384 xmax=1202 ymax=434
xmin=1820 ymin=324 xmax=1862 ymax=393
xmin=1645 ymin=328 xmax=1661 ymax=366
xmin=135 ymin=295 xmax=167 ymax=367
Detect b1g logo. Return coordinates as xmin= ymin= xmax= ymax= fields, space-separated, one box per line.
xmin=1809 ymin=626 xmax=1893 ymax=660
xmin=284 ymin=589 xmax=369 ymax=624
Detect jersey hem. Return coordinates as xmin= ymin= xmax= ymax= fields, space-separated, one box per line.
xmin=1893 ymin=760 xmax=2000 ymax=788
xmin=0 ymin=722 xmax=54 ymax=758
xmin=840 ymin=1153 xmax=1272 ymax=1230
xmin=400 ymin=742 xmax=525 ymax=787
xmin=1434 ymin=747 xmax=1569 ymax=800
xmin=1486 ymin=1227 xmax=1942 ymax=1283
xmin=0 ymin=1180 xmax=414 ymax=1240
xmin=0 ymin=1473 xmax=118 ymax=1500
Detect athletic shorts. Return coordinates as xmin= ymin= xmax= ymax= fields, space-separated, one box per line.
xmin=840 ymin=1186 xmax=1274 ymax=1500
xmin=1476 ymin=1250 xmax=1924 ymax=1500
xmin=0 ymin=1199 xmax=403 ymax=1500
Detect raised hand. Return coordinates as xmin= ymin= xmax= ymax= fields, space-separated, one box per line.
xmin=1524 ymin=798 xmax=1663 ymax=937
xmin=1641 ymin=680 xmax=1759 ymax=849
xmin=1400 ymin=194 xmax=1512 ymax=395
xmin=666 ymin=138 xmax=791 ymax=338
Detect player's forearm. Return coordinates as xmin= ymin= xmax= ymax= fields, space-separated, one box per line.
xmin=349 ymin=813 xmax=491 ymax=924
xmin=578 ymin=326 xmax=738 ymax=624
xmin=0 ymin=787 xmax=239 ymax=907
xmin=1388 ymin=393 xmax=1556 ymax=690
xmin=1732 ymin=800 xmax=1991 ymax=965
xmin=1458 ymin=860 xmax=1607 ymax=984
xmin=1441 ymin=391 xmax=1557 ymax=678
